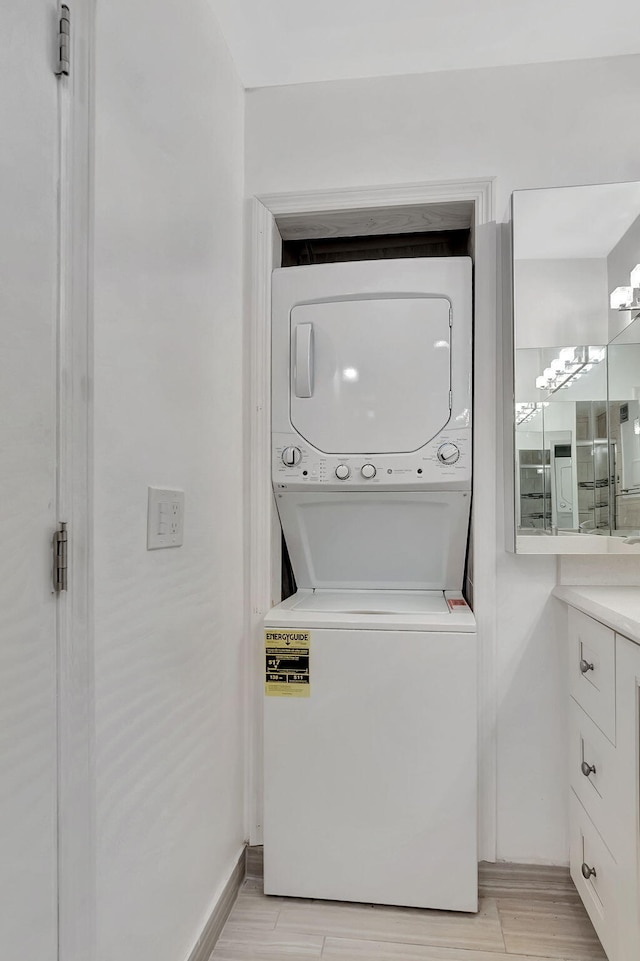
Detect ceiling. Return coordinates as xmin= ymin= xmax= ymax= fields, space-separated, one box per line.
xmin=209 ymin=0 xmax=640 ymax=89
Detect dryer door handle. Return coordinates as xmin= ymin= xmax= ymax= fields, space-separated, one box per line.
xmin=294 ymin=323 xmax=314 ymax=398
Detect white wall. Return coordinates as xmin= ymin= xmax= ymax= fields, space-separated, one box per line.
xmin=609 ymin=341 xmax=640 ymax=399
xmin=608 ymin=212 xmax=640 ymax=340
xmin=246 ymin=55 xmax=640 ymax=217
xmin=246 ymin=53 xmax=640 ymax=864
xmin=93 ymin=3 xmax=245 ymax=960
xmin=514 ymin=259 xmax=608 ymax=348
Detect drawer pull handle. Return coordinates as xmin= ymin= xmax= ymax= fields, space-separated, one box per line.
xmin=579 ymin=658 xmax=595 ymax=674
xmin=581 ymin=760 xmax=596 ymax=778
xmin=581 ymin=862 xmax=597 ymax=880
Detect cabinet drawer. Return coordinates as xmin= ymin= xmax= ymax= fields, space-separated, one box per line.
xmin=569 ymin=699 xmax=617 ymax=858
xmin=569 ymin=608 xmax=616 ymax=744
xmin=570 ymin=791 xmax=618 ymax=961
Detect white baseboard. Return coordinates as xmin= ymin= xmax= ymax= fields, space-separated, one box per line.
xmin=186 ymin=848 xmax=246 ymax=961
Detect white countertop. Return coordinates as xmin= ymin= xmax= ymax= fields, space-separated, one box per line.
xmin=517 ymin=535 xmax=640 ymax=555
xmin=553 ymin=585 xmax=640 ymax=645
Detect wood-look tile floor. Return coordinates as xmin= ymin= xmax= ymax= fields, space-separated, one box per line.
xmin=210 ymin=871 xmax=607 ymax=961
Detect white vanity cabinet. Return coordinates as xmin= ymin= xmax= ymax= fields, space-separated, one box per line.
xmin=566 ymin=605 xmax=640 ymax=961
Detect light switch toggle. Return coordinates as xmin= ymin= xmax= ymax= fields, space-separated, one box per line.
xmin=147 ymin=488 xmax=185 ymax=549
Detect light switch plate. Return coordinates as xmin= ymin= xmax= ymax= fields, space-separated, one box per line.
xmin=147 ymin=488 xmax=185 ymax=549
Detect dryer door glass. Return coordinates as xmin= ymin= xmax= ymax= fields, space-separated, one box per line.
xmin=289 ymin=297 xmax=451 ymax=454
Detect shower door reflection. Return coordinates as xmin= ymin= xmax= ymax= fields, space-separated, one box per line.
xmin=608 ymin=317 xmax=640 ymax=536
xmin=514 ymin=347 xmax=609 ymax=536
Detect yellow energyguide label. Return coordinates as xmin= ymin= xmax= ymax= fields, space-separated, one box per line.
xmin=264 ymin=629 xmax=310 ymax=697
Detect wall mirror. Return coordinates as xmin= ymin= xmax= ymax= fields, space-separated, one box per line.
xmin=608 ymin=315 xmax=640 ymax=538
xmin=510 ymin=181 xmax=640 ymax=553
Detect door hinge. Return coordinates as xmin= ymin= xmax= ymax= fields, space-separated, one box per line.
xmin=449 ymin=389 xmax=452 ymax=410
xmin=449 ymin=306 xmax=453 ymax=326
xmin=55 ymin=4 xmax=70 ymax=76
xmin=53 ymin=522 xmax=68 ymax=593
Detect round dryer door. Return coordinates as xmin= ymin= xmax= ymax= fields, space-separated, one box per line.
xmin=289 ymin=297 xmax=451 ymax=454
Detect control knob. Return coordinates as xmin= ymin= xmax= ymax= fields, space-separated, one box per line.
xmin=282 ymin=446 xmax=302 ymax=467
xmin=361 ymin=464 xmax=376 ymax=479
xmin=335 ymin=464 xmax=350 ymax=480
xmin=437 ymin=443 xmax=460 ymax=465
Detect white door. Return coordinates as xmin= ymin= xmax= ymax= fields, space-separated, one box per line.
xmin=0 ymin=4 xmax=63 ymax=957
xmin=290 ymin=297 xmax=451 ymax=453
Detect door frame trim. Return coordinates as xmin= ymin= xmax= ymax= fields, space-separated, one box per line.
xmin=57 ymin=4 xmax=95 ymax=959
xmin=247 ymin=178 xmax=499 ymax=861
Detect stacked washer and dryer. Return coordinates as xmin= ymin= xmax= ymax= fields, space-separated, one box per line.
xmin=263 ymin=258 xmax=478 ymax=911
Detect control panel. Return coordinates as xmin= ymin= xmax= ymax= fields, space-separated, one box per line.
xmin=273 ymin=431 xmax=471 ymax=490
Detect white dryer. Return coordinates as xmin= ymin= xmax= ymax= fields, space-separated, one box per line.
xmin=264 ymin=258 xmax=477 ymax=911
xmin=271 ymin=258 xmax=472 ymax=590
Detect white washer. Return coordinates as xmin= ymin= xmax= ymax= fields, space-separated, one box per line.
xmin=265 ymin=258 xmax=477 ymax=910
xmin=264 ymin=590 xmax=477 ymax=910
